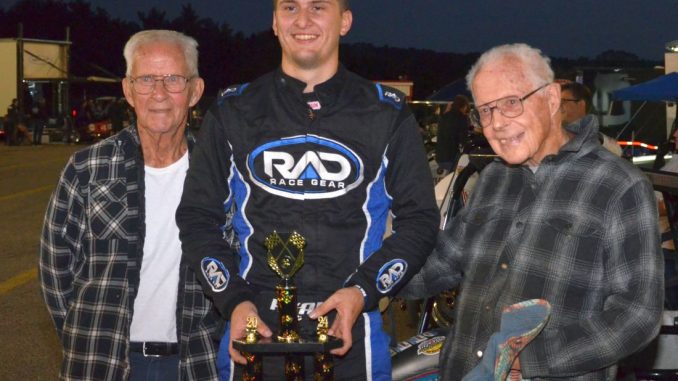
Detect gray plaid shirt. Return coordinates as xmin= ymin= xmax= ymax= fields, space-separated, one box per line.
xmin=39 ymin=126 xmax=220 ymax=380
xmin=403 ymin=116 xmax=664 ymax=380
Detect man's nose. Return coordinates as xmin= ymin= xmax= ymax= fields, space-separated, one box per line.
xmin=489 ymin=107 xmax=508 ymax=130
xmin=150 ymin=79 xmax=170 ymax=98
xmin=294 ymin=8 xmax=311 ymax=27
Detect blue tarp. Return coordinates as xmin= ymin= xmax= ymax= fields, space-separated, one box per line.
xmin=612 ymin=72 xmax=678 ymax=102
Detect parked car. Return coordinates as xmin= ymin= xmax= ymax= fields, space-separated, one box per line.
xmin=70 ymin=96 xmax=128 ymax=143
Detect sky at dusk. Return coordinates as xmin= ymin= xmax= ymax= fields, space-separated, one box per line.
xmin=2 ymin=0 xmax=677 ymax=61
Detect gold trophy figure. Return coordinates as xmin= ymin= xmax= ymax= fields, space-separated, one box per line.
xmin=233 ymin=231 xmax=341 ymax=380
xmin=242 ymin=317 xmax=262 ymax=381
xmin=314 ymin=316 xmax=334 ymax=381
xmin=266 ymin=231 xmax=305 ymax=343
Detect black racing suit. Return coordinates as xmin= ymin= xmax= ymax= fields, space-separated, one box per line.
xmin=177 ymin=66 xmax=438 ymax=381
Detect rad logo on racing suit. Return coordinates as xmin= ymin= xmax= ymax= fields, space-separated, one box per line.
xmin=376 ymin=259 xmax=408 ymax=293
xmin=201 ymin=257 xmax=230 ymax=292
xmin=248 ymin=135 xmax=364 ymax=200
xmin=384 ymin=91 xmax=401 ymax=104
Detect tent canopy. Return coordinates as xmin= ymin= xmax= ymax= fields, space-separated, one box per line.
xmin=426 ymin=78 xmax=472 ymax=103
xmin=612 ymin=72 xmax=678 ymax=102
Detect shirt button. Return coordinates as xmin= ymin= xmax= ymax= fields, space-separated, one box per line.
xmin=485 ymin=305 xmax=491 ymax=311
xmin=500 ymin=263 xmax=508 ymax=270
xmin=476 ymin=350 xmax=483 ymax=358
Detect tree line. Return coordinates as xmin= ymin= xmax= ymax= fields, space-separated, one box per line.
xmin=0 ymin=0 xmax=659 ymax=102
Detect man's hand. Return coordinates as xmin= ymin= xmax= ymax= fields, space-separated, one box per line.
xmin=509 ymin=357 xmax=522 ymax=381
xmin=511 ymin=356 xmax=521 ymax=370
xmin=309 ymin=286 xmax=365 ymax=356
xmin=229 ymin=301 xmax=272 ymax=364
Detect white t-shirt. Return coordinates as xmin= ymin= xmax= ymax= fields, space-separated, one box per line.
xmin=130 ymin=152 xmax=189 ymax=343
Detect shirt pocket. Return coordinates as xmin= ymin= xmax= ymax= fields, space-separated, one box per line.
xmin=456 ymin=204 xmax=511 ymax=250
xmin=537 ymin=212 xmax=605 ymax=282
xmin=535 ymin=213 xmax=602 ymax=255
xmin=87 ymin=179 xmax=128 ymax=240
xmin=460 ymin=204 xmax=503 ymax=226
xmin=458 ymin=204 xmax=507 ymax=240
xmin=543 ymin=213 xmax=602 ymax=239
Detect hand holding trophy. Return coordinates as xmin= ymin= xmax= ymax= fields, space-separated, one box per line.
xmin=233 ymin=231 xmax=342 ymax=381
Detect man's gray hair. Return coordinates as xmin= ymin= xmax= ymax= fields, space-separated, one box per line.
xmin=123 ymin=29 xmax=199 ymax=77
xmin=466 ymin=43 xmax=554 ymax=96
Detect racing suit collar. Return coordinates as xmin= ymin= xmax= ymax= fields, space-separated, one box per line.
xmin=275 ymin=65 xmax=348 ymax=109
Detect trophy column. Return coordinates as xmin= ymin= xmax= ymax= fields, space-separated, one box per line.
xmin=277 ymin=282 xmax=303 ymax=380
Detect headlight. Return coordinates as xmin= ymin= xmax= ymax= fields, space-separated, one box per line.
xmin=87 ymin=123 xmax=95 ymax=132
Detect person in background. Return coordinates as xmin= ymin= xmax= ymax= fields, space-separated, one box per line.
xmin=40 ymin=29 xmax=220 ymax=380
xmin=109 ymin=97 xmax=129 ymax=134
xmin=176 ymin=0 xmax=439 ymax=379
xmin=31 ymin=97 xmax=48 ymax=145
xmin=560 ymin=80 xmax=622 ymax=156
xmin=435 ymin=94 xmax=471 ymax=176
xmin=402 ymin=43 xmax=663 ymax=380
xmin=5 ymin=98 xmax=19 ymax=146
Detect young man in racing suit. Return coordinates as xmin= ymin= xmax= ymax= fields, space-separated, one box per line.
xmin=176 ymin=0 xmax=438 ymax=379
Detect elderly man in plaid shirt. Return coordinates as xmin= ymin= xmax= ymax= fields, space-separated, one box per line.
xmin=402 ymin=43 xmax=664 ymax=380
xmin=40 ymin=30 xmax=220 ymax=380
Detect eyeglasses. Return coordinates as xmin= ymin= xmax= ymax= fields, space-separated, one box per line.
xmin=129 ymin=74 xmax=193 ymax=94
xmin=470 ymin=83 xmax=550 ymax=128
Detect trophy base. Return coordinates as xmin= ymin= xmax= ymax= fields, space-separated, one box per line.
xmin=233 ymin=336 xmax=342 ymax=354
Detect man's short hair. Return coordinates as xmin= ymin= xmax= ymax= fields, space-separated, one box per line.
xmin=465 ymin=43 xmax=554 ymax=95
xmin=450 ymin=94 xmax=470 ymax=112
xmin=272 ymin=0 xmax=350 ymax=11
xmin=123 ymin=29 xmax=199 ymax=77
xmin=561 ymin=82 xmax=592 ymax=113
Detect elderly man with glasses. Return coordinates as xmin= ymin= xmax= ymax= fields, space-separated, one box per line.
xmin=40 ymin=30 xmax=221 ymax=380
xmin=402 ymin=43 xmax=663 ymax=380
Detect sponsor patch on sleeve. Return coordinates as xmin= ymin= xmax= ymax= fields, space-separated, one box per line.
xmin=217 ymin=83 xmax=249 ymax=105
xmin=375 ymin=83 xmax=403 ymax=110
xmin=201 ymin=257 xmax=230 ymax=292
xmin=376 ymin=259 xmax=408 ymax=293
xmin=417 ymin=336 xmax=446 ymax=356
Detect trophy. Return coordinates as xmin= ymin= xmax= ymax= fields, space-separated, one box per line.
xmin=233 ymin=231 xmax=342 ymax=381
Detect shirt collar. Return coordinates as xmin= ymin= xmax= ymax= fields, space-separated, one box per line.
xmin=560 ymin=114 xmax=600 ymax=153
xmin=275 ymin=65 xmax=348 ymax=108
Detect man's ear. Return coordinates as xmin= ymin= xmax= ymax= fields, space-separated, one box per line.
xmin=340 ymin=10 xmax=353 ymax=36
xmin=546 ymin=83 xmax=561 ymax=117
xmin=122 ymin=78 xmax=135 ymax=108
xmin=188 ymin=77 xmax=205 ymax=108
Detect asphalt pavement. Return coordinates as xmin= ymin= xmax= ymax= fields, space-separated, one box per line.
xmin=0 ymin=143 xmax=80 ymax=380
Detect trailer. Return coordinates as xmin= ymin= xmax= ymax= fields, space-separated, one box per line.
xmin=0 ymin=36 xmax=70 ymax=143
